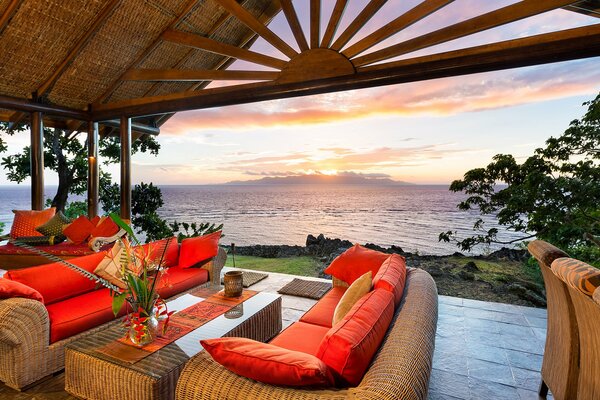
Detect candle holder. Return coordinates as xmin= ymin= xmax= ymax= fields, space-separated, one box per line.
xmin=223 ymin=271 xmax=243 ymax=297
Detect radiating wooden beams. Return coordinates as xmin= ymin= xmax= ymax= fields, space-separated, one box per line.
xmin=215 ymin=0 xmax=297 ymax=58
xmin=91 ymin=24 xmax=600 ymax=120
xmin=353 ymin=0 xmax=580 ymax=66
xmin=30 ymin=112 xmax=44 ymax=211
xmin=310 ymin=0 xmax=321 ymax=48
xmin=87 ymin=122 xmax=99 ymax=218
xmin=0 ymin=0 xmax=21 ymax=35
xmin=0 ymin=95 xmax=90 ymax=120
xmin=343 ymin=0 xmax=454 ymax=58
xmin=320 ymin=0 xmax=348 ymax=48
xmin=119 ymin=116 xmax=131 ymax=220
xmin=279 ymin=0 xmax=309 ymax=51
xmin=330 ymin=0 xmax=387 ymax=51
xmin=277 ymin=48 xmax=354 ymax=84
xmin=123 ymin=68 xmax=278 ymax=82
xmin=162 ymin=29 xmax=286 ymax=69
xmin=35 ymin=0 xmax=121 ymax=98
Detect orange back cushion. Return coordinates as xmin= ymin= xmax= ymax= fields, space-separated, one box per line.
xmin=324 ymin=244 xmax=389 ymax=285
xmin=5 ymin=251 xmax=107 ymax=304
xmin=137 ymin=237 xmax=180 ymax=268
xmin=317 ymin=289 xmax=395 ymax=387
xmin=373 ymin=254 xmax=407 ymax=306
xmin=10 ymin=208 xmax=56 ymax=238
xmin=178 ymin=231 xmax=221 ymax=269
xmin=0 ymin=278 xmax=44 ymax=302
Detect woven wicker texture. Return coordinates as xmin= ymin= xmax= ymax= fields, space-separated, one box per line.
xmin=221 ymin=270 xmax=268 ymax=288
xmin=553 ymin=258 xmax=600 ymax=400
xmin=594 ymin=287 xmax=600 ymax=305
xmin=0 ymin=248 xmax=226 ymax=390
xmin=277 ymin=278 xmax=332 ymax=300
xmin=176 ymin=268 xmax=438 ymax=400
xmin=527 ymin=240 xmax=578 ymax=400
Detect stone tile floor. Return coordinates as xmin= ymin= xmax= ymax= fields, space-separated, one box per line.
xmin=0 ymin=267 xmax=551 ymax=399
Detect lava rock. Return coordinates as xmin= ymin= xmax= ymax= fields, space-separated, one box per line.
xmin=463 ymin=261 xmax=480 ymax=272
xmin=428 ymin=265 xmax=444 ymax=277
xmin=507 ymin=283 xmax=547 ymax=307
xmin=458 ymin=270 xmax=475 ymax=281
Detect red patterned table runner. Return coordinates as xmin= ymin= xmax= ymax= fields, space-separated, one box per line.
xmin=96 ymin=289 xmax=257 ymax=364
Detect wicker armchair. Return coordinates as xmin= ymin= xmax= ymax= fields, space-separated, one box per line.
xmin=551 ymin=258 xmax=600 ymax=400
xmin=0 ymin=247 xmax=227 ymax=390
xmin=176 ymin=268 xmax=438 ymax=400
xmin=527 ymin=240 xmax=577 ymax=400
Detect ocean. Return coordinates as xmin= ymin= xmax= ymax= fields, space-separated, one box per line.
xmin=0 ymin=184 xmax=523 ymax=255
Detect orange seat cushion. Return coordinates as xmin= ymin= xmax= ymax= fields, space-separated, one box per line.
xmin=270 ymin=321 xmax=331 ymax=356
xmin=317 ymin=289 xmax=395 ymax=387
xmin=5 ymin=251 xmax=106 ymax=305
xmin=157 ymin=266 xmax=208 ymax=299
xmin=299 ymin=287 xmax=346 ymax=328
xmin=178 ymin=231 xmax=221 ymax=269
xmin=47 ymin=288 xmax=125 ymax=343
xmin=0 ymin=278 xmax=44 ymax=302
xmin=201 ymin=337 xmax=334 ymax=387
xmin=373 ymin=254 xmax=407 ymax=306
xmin=324 ymin=244 xmax=389 ymax=285
xmin=63 ymin=215 xmax=95 ymax=244
xmin=10 ymin=208 xmax=56 ymax=238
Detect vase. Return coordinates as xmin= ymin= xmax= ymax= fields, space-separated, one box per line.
xmin=128 ymin=312 xmax=159 ymax=346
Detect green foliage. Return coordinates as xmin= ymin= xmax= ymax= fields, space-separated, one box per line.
xmin=0 ymin=222 xmax=5 ymax=236
xmin=44 ymin=199 xmax=88 ymax=219
xmin=170 ymin=221 xmax=223 ymax=243
xmin=441 ymin=93 xmax=600 ymax=262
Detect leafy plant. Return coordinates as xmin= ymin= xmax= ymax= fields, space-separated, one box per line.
xmin=440 ymin=93 xmax=600 ymax=264
xmin=170 ymin=221 xmax=223 ymax=243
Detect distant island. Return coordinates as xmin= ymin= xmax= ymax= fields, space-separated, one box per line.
xmin=226 ymin=174 xmax=414 ymax=185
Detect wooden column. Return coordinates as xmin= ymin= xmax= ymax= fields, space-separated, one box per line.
xmin=30 ymin=111 xmax=44 ymax=210
xmin=119 ymin=116 xmax=132 ymax=221
xmin=87 ymin=121 xmax=99 ymax=218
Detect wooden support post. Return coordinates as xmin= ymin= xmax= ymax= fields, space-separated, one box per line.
xmin=30 ymin=112 xmax=44 ymax=210
xmin=87 ymin=121 xmax=99 ymax=218
xmin=119 ymin=116 xmax=131 ymax=221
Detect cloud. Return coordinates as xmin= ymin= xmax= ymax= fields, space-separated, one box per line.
xmin=161 ymin=58 xmax=600 ymax=134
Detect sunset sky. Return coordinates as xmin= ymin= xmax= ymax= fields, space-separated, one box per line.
xmin=1 ymin=0 xmax=600 ymax=186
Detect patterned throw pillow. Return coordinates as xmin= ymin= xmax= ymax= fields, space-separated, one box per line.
xmin=9 ymin=208 xmax=56 ymax=238
xmin=36 ymin=211 xmax=71 ymax=237
xmin=12 ymin=236 xmax=66 ymax=246
xmin=94 ymin=240 xmax=129 ymax=289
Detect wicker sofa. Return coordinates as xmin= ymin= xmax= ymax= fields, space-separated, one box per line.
xmin=176 ymin=267 xmax=438 ymax=400
xmin=0 ymin=241 xmax=226 ymax=390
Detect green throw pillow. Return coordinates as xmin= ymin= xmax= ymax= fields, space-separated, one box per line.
xmin=13 ymin=236 xmax=66 ymax=246
xmin=36 ymin=211 xmax=71 ymax=236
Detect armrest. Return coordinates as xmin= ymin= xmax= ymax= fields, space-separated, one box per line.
xmin=200 ymin=247 xmax=227 ymax=286
xmin=0 ymin=297 xmax=49 ymax=346
xmin=594 ymin=287 xmax=600 ymax=306
xmin=176 ymin=351 xmax=352 ymax=400
xmin=89 ymin=228 xmax=127 ymax=252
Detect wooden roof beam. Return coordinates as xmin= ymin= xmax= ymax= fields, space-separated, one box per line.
xmin=215 ymin=0 xmax=298 ymax=59
xmin=310 ymin=0 xmax=321 ymax=48
xmin=352 ymin=0 xmax=581 ymax=67
xmin=35 ymin=0 xmax=122 ymax=98
xmin=343 ymin=0 xmax=454 ymax=58
xmin=91 ymin=24 xmax=600 ymax=121
xmin=278 ymin=0 xmax=308 ymax=52
xmin=330 ymin=0 xmax=388 ymax=51
xmin=0 ymin=0 xmax=21 ymax=34
xmin=0 ymin=94 xmax=89 ymax=120
xmin=161 ymin=29 xmax=286 ymax=69
xmin=320 ymin=0 xmax=349 ymax=48
xmin=123 ymin=69 xmax=279 ymax=81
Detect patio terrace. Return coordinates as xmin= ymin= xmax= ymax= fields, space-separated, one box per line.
xmin=0 ymin=267 xmax=551 ymax=400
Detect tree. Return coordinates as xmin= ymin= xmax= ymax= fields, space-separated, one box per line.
xmin=440 ymin=93 xmax=600 ymax=262
xmin=0 ymin=124 xmax=159 ymax=211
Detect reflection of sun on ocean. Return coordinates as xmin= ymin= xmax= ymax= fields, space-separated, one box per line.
xmin=320 ymin=169 xmax=338 ymax=176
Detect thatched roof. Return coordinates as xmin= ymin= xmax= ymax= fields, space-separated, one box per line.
xmin=0 ymin=0 xmax=599 ymax=132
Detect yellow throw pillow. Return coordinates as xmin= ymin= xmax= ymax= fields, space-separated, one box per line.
xmin=332 ymin=271 xmax=372 ymax=326
xmin=94 ymin=240 xmax=129 ymax=289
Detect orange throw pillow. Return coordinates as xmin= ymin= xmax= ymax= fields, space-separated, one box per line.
xmin=9 ymin=208 xmax=56 ymax=238
xmin=0 ymin=278 xmax=44 ymax=302
xmin=373 ymin=254 xmax=407 ymax=306
xmin=324 ymin=244 xmax=389 ymax=285
xmin=63 ymin=215 xmax=95 ymax=244
xmin=90 ymin=217 xmax=120 ymax=238
xmin=201 ymin=337 xmax=335 ymax=387
xmin=178 ymin=231 xmax=221 ymax=269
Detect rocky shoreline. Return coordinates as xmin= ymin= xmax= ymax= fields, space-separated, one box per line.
xmin=228 ymin=234 xmax=546 ymax=308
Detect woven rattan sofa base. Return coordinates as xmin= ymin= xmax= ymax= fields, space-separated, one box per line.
xmin=65 ymin=293 xmax=281 ymax=400
xmin=176 ymin=268 xmax=438 ymax=400
xmin=0 ymin=248 xmax=226 ymax=390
